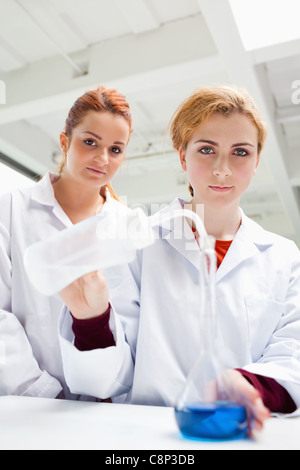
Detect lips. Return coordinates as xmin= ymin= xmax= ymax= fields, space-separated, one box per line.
xmin=86 ymin=167 xmax=106 ymax=175
xmin=209 ymin=185 xmax=233 ymax=192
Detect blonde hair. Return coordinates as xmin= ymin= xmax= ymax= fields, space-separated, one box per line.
xmin=170 ymin=86 xmax=267 ymax=196
xmin=58 ymin=85 xmax=132 ymax=201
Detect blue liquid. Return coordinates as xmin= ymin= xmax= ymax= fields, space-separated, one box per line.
xmin=175 ymin=401 xmax=248 ymax=441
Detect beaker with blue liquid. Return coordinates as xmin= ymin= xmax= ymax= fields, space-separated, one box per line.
xmin=174 ymin=231 xmax=248 ymax=441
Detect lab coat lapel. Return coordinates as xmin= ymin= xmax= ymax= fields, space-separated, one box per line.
xmin=216 ymin=225 xmax=258 ymax=283
xmin=153 ymin=201 xmax=273 ymax=278
xmin=216 ymin=211 xmax=273 ymax=283
xmin=152 ymin=198 xmax=202 ymax=271
xmin=163 ymin=215 xmax=202 ymax=271
xmin=31 ymin=172 xmax=73 ymax=228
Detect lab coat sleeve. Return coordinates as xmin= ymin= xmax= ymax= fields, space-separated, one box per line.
xmin=58 ymin=261 xmax=140 ymax=400
xmin=59 ymin=305 xmax=134 ymax=399
xmin=242 ymin=241 xmax=300 ymax=414
xmin=0 ymin=193 xmax=62 ymax=398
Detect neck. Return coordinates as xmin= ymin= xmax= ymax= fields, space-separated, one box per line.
xmin=52 ymin=172 xmax=105 ymax=222
xmin=187 ymin=199 xmax=241 ymax=241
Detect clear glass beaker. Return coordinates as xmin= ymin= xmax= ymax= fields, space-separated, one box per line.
xmin=174 ymin=239 xmax=248 ymax=441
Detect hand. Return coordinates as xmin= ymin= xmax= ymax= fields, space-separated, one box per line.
xmin=220 ymin=369 xmax=270 ymax=436
xmin=59 ymin=270 xmax=110 ymax=320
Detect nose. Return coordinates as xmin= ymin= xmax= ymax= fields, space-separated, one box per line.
xmin=212 ymin=155 xmax=231 ymax=178
xmin=95 ymin=148 xmax=109 ymax=165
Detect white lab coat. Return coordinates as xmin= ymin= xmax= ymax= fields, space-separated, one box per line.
xmin=0 ymin=172 xmax=128 ymax=399
xmin=59 ymin=197 xmax=300 ymax=412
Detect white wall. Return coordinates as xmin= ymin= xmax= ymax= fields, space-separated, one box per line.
xmin=0 ymin=163 xmax=34 ymax=196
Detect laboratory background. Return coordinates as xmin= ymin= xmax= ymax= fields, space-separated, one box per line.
xmin=1 ymin=0 xmax=300 ymax=452
xmin=0 ymin=0 xmax=300 ymax=249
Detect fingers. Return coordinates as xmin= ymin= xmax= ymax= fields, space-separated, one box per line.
xmin=82 ymin=270 xmax=108 ymax=294
xmin=59 ymin=270 xmax=109 ymax=320
xmin=80 ymin=271 xmax=109 ymax=317
xmin=221 ymin=370 xmax=270 ymax=436
xmin=247 ymin=395 xmax=270 ymax=437
xmin=239 ymin=381 xmax=270 ymax=437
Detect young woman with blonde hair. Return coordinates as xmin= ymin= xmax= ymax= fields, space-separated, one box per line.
xmin=59 ymin=86 xmax=300 ymax=432
xmin=0 ymin=85 xmax=132 ymax=399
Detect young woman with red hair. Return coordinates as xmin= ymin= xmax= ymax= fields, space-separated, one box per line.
xmin=0 ymin=85 xmax=132 ymax=399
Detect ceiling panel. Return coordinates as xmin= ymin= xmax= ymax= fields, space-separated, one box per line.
xmin=0 ymin=0 xmax=300 ymax=244
xmin=147 ymin=0 xmax=201 ymax=23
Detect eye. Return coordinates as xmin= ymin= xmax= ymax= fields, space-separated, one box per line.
xmin=110 ymin=146 xmax=122 ymax=154
xmin=234 ymin=148 xmax=248 ymax=157
xmin=83 ymin=139 xmax=96 ymax=146
xmin=199 ymin=146 xmax=214 ymax=154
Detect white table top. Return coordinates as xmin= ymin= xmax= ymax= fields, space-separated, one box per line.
xmin=0 ymin=396 xmax=299 ymax=450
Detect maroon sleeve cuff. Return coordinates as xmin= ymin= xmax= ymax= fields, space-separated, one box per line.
xmin=236 ymin=368 xmax=297 ymax=414
xmin=71 ymin=304 xmax=115 ymax=351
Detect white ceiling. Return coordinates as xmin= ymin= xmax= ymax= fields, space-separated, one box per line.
xmin=0 ymin=0 xmax=300 ymax=244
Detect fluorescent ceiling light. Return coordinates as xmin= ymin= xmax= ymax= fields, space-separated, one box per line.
xmin=229 ymin=0 xmax=300 ymax=51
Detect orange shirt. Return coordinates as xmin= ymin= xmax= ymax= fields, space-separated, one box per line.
xmin=215 ymin=239 xmax=233 ymax=269
xmin=191 ymin=227 xmax=232 ymax=269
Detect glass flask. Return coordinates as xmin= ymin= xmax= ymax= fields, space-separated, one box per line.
xmin=174 ymin=233 xmax=248 ymax=441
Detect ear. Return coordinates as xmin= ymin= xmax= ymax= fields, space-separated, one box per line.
xmin=253 ymin=153 xmax=260 ymax=175
xmin=59 ymin=132 xmax=69 ymax=154
xmin=179 ymin=147 xmax=187 ymax=171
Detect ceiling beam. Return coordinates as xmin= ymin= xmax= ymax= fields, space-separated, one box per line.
xmin=0 ymin=120 xmax=57 ymax=174
xmin=14 ymin=0 xmax=86 ymax=75
xmin=112 ymin=0 xmax=160 ymax=34
xmin=252 ymin=38 xmax=300 ymax=65
xmin=0 ymin=14 xmax=219 ymax=125
xmin=276 ymin=106 xmax=300 ymax=124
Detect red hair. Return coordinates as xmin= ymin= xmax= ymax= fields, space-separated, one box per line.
xmin=58 ymin=85 xmax=132 ymax=200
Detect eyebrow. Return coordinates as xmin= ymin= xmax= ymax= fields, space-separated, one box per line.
xmin=83 ymin=131 xmax=126 ymax=146
xmin=193 ymin=139 xmax=255 ymax=148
